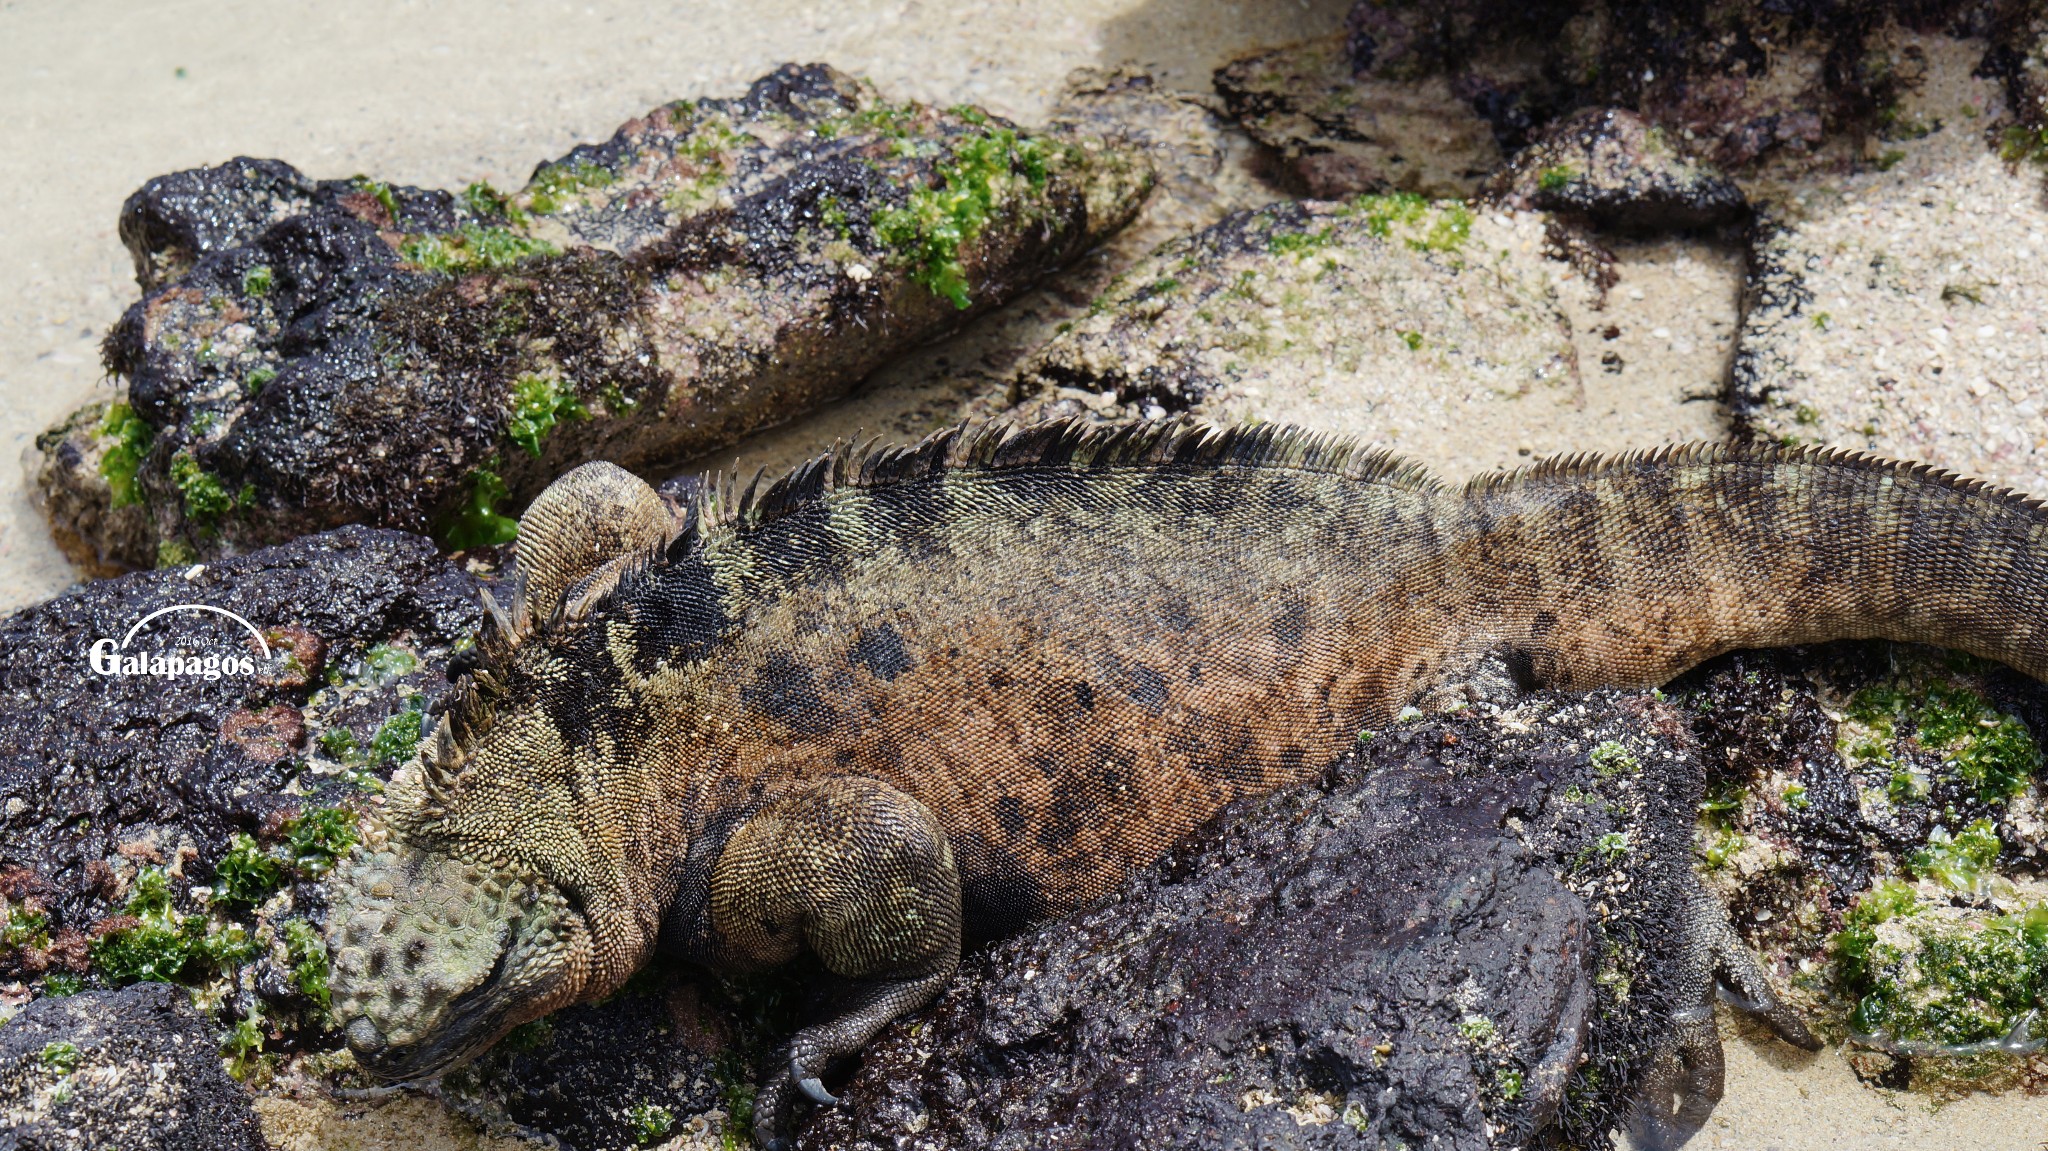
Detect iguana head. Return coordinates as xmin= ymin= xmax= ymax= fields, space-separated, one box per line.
xmin=327 ymin=461 xmax=680 ymax=1081
xmin=326 ymin=838 xmax=592 ymax=1080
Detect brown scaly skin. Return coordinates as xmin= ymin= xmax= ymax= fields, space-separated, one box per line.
xmin=325 ymin=419 xmax=2048 ymax=1148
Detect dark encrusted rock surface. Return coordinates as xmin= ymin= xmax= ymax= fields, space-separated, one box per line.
xmin=114 ymin=156 xmax=460 ymax=296
xmin=1213 ymin=33 xmax=1505 ymax=199
xmin=35 ymin=63 xmax=1152 ymax=573
xmin=1993 ymin=3 xmax=2048 ymax=131
xmin=1216 ymin=0 xmax=2006 ymax=196
xmin=0 ymin=983 xmax=265 ymax=1150
xmin=0 ymin=526 xmax=476 ymax=944
xmin=441 ymin=982 xmax=732 ymax=1151
xmin=1484 ymin=107 xmax=1746 ymax=232
xmin=1667 ymin=643 xmax=2048 ymax=1092
xmin=798 ymin=692 xmax=1730 ymax=1151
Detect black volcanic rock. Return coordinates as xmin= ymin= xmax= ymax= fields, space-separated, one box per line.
xmin=799 ymin=692 xmax=1735 ymax=1150
xmin=35 ymin=64 xmax=1151 ymax=574
xmin=0 ymin=983 xmax=264 ymax=1151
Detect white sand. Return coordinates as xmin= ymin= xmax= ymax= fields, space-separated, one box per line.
xmin=0 ymin=3 xmax=2037 ymax=1148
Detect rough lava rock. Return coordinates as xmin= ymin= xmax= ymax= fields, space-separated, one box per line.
xmin=1667 ymin=642 xmax=2048 ymax=1093
xmin=1986 ymin=1 xmax=2048 ymax=136
xmin=1216 ymin=0 xmax=2003 ymax=196
xmin=113 ymin=156 xmax=458 ymax=296
xmin=798 ymin=691 xmax=1742 ymax=1151
xmin=33 ymin=63 xmax=1152 ymax=573
xmin=1484 ymin=107 xmax=1747 ymax=232
xmin=1040 ymin=67 xmax=1275 ymax=262
xmin=0 ymin=983 xmax=265 ymax=1151
xmin=1214 ymin=33 xmax=1505 ymax=199
xmin=0 ymin=526 xmax=477 ymax=941
xmin=430 ymin=983 xmax=731 ymax=1151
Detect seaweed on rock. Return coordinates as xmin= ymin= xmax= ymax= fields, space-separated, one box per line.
xmin=34 ymin=63 xmax=1152 ymax=572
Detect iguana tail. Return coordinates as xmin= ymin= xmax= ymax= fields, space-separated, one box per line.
xmin=1453 ymin=444 xmax=2048 ymax=690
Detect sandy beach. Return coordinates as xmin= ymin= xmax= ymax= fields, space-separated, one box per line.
xmin=1 ymin=2 xmax=2041 ymax=1147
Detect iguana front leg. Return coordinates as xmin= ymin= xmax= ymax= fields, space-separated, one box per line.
xmin=710 ymin=776 xmax=963 ymax=1147
xmin=1629 ymin=884 xmax=1821 ymax=1149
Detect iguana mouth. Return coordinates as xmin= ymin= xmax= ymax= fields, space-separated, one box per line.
xmin=342 ymin=946 xmax=519 ymax=1082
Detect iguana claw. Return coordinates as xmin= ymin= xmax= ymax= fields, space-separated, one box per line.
xmin=793 ymin=1059 xmax=839 ymax=1105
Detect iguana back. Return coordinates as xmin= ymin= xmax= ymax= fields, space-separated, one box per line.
xmin=444 ymin=423 xmax=2045 ymax=926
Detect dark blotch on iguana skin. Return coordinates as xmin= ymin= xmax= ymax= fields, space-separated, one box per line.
xmin=801 ymin=692 xmax=1708 ymax=1151
xmin=847 ymin=624 xmax=913 ymax=682
xmin=743 ymin=655 xmax=841 ymax=736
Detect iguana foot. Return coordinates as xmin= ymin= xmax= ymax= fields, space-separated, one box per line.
xmin=1628 ymin=884 xmax=1820 ymax=1149
xmin=793 ymin=1058 xmax=837 ymax=1105
xmin=751 ymin=965 xmax=958 ymax=1145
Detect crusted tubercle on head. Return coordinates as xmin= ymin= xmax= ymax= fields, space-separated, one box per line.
xmin=423 ymin=460 xmax=677 ymax=806
xmin=325 ymin=834 xmax=591 ymax=1081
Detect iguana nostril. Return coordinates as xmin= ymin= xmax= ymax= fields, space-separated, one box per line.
xmin=345 ymin=1016 xmax=387 ymax=1056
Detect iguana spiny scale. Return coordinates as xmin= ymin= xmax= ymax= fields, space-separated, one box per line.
xmin=324 ymin=417 xmax=2048 ymax=1145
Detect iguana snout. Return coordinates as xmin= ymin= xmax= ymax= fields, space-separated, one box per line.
xmin=326 ymin=840 xmax=591 ymax=1081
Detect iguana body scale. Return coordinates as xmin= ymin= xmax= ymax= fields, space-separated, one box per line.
xmin=326 ymin=419 xmax=2048 ymax=1146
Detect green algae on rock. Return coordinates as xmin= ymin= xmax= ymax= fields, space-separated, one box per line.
xmin=0 ymin=525 xmax=494 ymax=1140
xmin=1484 ymin=107 xmax=1747 ymax=232
xmin=34 ymin=64 xmax=1152 ymax=571
xmin=28 ymin=399 xmax=155 ymax=580
xmin=1671 ymin=642 xmax=2048 ymax=1094
xmin=0 ymin=525 xmax=480 ymax=1008
xmin=1834 ymin=887 xmax=2046 ymax=1057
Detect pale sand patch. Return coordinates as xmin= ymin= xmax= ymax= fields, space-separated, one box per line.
xmin=1735 ymin=31 xmax=2048 ymax=499
xmin=1662 ymin=1010 xmax=2047 ymax=1151
xmin=255 ymin=1094 xmax=533 ymax=1151
xmin=1 ymin=3 xmax=2038 ymax=1148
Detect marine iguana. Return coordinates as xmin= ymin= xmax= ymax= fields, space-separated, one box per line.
xmin=323 ymin=418 xmax=2048 ymax=1147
